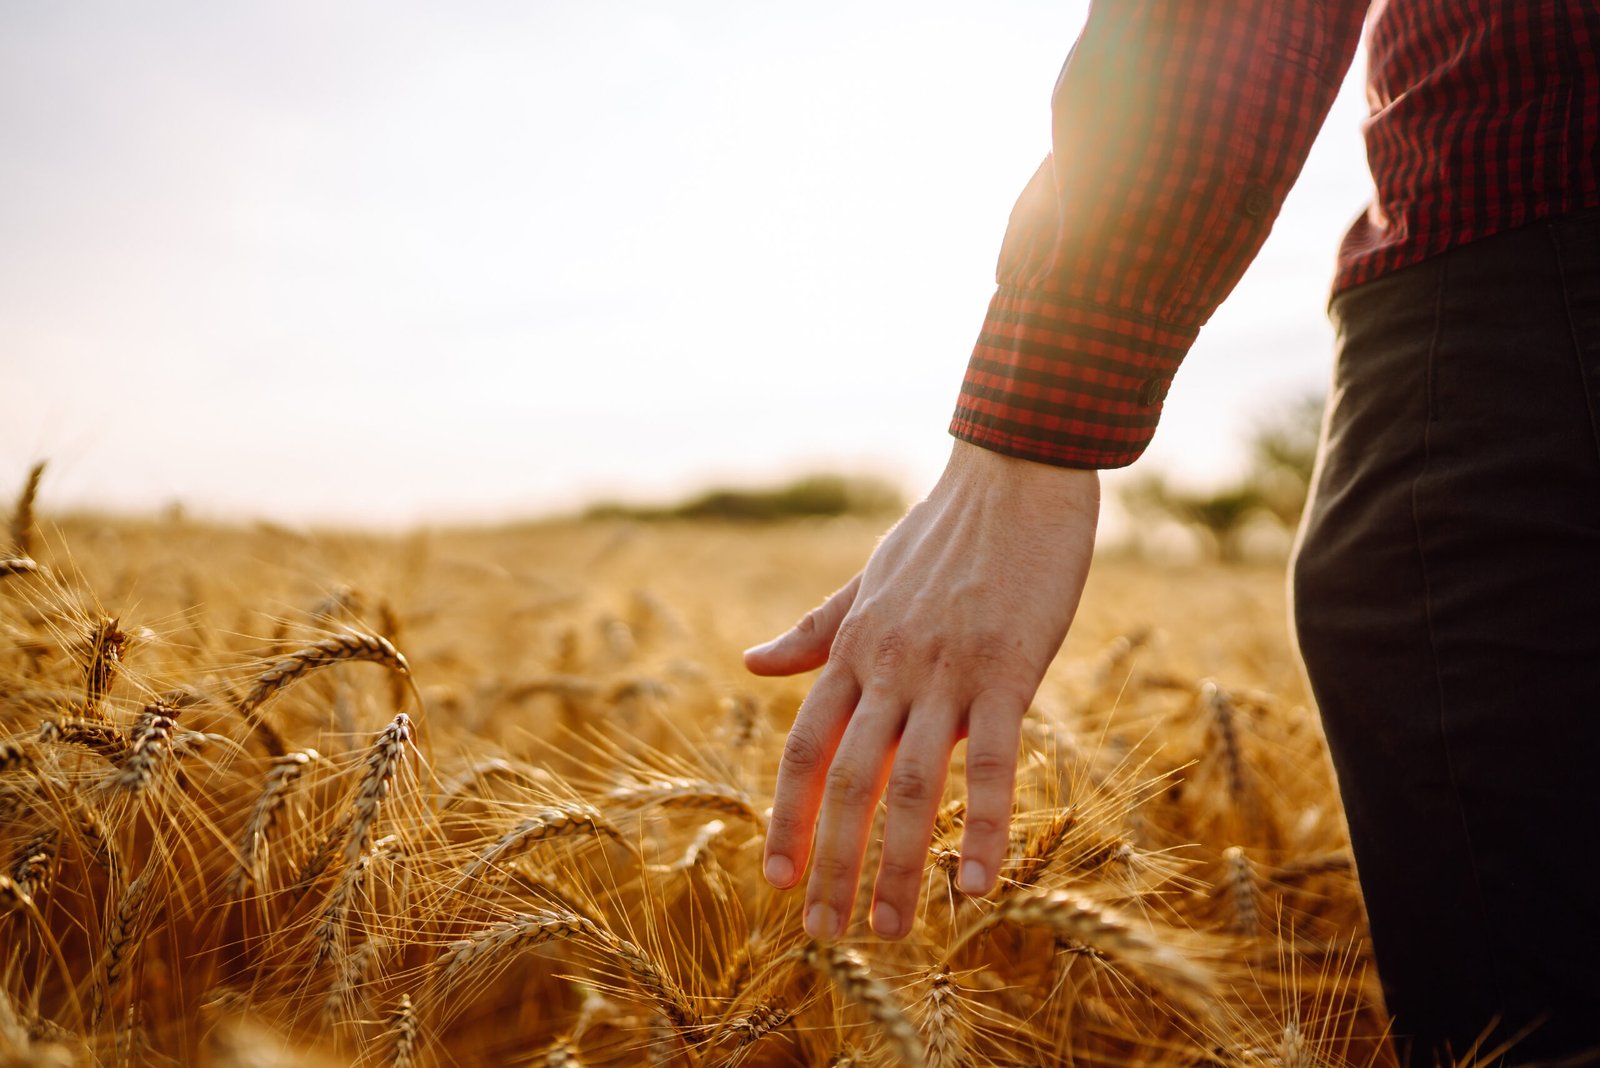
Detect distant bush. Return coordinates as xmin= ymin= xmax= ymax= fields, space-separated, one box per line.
xmin=584 ymin=473 xmax=907 ymax=522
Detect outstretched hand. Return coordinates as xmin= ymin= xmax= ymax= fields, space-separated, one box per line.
xmin=744 ymin=439 xmax=1099 ymax=941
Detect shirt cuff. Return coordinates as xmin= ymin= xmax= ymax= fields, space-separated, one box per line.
xmin=949 ymin=286 xmax=1198 ymax=469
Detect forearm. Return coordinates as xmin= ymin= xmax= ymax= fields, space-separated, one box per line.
xmin=953 ymin=0 xmax=1369 ymax=469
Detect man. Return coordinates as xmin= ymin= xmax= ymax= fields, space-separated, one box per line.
xmin=744 ymin=1 xmax=1600 ymax=1062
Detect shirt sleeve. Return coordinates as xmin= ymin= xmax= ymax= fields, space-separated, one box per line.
xmin=950 ymin=0 xmax=1369 ymax=469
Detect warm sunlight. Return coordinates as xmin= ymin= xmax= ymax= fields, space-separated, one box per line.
xmin=1 ymin=1 xmax=1370 ymax=524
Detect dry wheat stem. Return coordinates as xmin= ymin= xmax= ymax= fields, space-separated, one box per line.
xmin=0 ymin=558 xmax=39 ymax=579
xmin=802 ymin=941 xmax=925 ymax=1067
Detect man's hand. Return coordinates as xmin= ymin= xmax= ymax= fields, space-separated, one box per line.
xmin=744 ymin=439 xmax=1099 ymax=941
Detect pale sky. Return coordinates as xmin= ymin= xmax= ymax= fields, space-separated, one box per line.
xmin=1 ymin=1 xmax=1373 ymax=526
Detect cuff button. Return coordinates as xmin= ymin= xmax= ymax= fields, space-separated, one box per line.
xmin=1138 ymin=378 xmax=1171 ymax=406
xmin=1242 ymin=185 xmax=1272 ymax=218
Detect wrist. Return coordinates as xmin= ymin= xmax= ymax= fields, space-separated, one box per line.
xmin=937 ymin=439 xmax=1101 ymax=506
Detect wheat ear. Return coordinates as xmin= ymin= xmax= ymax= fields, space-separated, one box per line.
xmin=920 ymin=966 xmax=971 ymax=1068
xmin=112 ymin=701 xmax=179 ymax=795
xmin=81 ymin=617 xmax=127 ymax=720
xmin=9 ymin=830 xmax=57 ymax=906
xmin=589 ymin=926 xmax=700 ymax=1036
xmin=94 ymin=866 xmax=153 ymax=1026
xmin=802 ymin=941 xmax=925 ymax=1066
xmin=9 ymin=462 xmax=43 ymax=558
xmin=389 ymin=993 xmax=418 ymax=1068
xmin=454 ymin=803 xmax=625 ymax=892
xmin=1221 ymin=846 xmax=1258 ymax=935
xmin=229 ymin=748 xmax=320 ymax=897
xmin=605 ymin=778 xmax=765 ymax=829
xmin=435 ymin=908 xmax=594 ymax=986
xmin=236 ymin=632 xmax=414 ymax=753
xmin=342 ymin=714 xmax=411 ymax=867
xmin=956 ymin=889 xmax=1216 ymax=1020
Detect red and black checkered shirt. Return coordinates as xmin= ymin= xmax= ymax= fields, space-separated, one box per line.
xmin=950 ymin=0 xmax=1600 ymax=469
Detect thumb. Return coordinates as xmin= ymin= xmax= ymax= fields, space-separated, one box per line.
xmin=743 ymin=573 xmax=862 ymax=677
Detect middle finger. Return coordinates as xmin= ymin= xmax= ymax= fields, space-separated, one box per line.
xmin=802 ymin=691 xmax=905 ymax=940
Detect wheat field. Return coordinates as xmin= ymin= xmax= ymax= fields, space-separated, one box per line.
xmin=0 ymin=466 xmax=1403 ymax=1067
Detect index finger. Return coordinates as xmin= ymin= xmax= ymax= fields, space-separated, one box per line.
xmin=763 ymin=667 xmax=861 ymax=889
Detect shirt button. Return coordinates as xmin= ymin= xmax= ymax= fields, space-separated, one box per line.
xmin=1242 ymin=185 xmax=1272 ymax=218
xmin=1138 ymin=379 xmax=1171 ymax=406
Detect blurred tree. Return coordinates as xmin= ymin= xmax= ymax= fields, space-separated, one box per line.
xmin=1120 ymin=392 xmax=1326 ymax=560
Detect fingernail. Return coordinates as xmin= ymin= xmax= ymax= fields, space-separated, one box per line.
xmin=871 ymin=901 xmax=903 ymax=939
xmin=764 ymin=853 xmax=794 ymax=887
xmin=743 ymin=638 xmax=777 ymax=657
xmin=804 ymin=902 xmax=840 ymax=941
xmin=959 ymin=860 xmax=988 ymax=895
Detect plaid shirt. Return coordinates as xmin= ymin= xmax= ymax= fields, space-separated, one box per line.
xmin=951 ymin=0 xmax=1600 ymax=469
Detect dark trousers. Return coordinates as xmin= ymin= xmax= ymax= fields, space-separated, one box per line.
xmin=1292 ymin=207 xmax=1600 ymax=1064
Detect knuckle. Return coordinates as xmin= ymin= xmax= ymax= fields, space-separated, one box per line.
xmin=962 ymin=813 xmax=1008 ymax=842
xmin=795 ymin=608 xmax=823 ymax=636
xmin=780 ymin=727 xmax=828 ymax=776
xmin=830 ymin=614 xmax=869 ymax=662
xmin=824 ymin=762 xmax=873 ymax=807
xmin=871 ymin=629 xmax=910 ymax=673
xmin=965 ymin=748 xmax=1016 ymax=786
xmin=765 ymin=808 xmax=808 ymax=844
xmin=876 ymin=853 xmax=925 ymax=885
xmin=809 ymin=852 xmax=855 ymax=884
xmin=885 ymin=767 xmax=934 ymax=808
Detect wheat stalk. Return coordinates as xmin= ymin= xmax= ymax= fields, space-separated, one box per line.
xmin=9 ymin=829 xmax=57 ymax=907
xmin=0 ymin=739 xmax=33 ymax=774
xmin=37 ymin=718 xmax=127 ymax=761
xmin=322 ymin=935 xmax=388 ymax=1024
